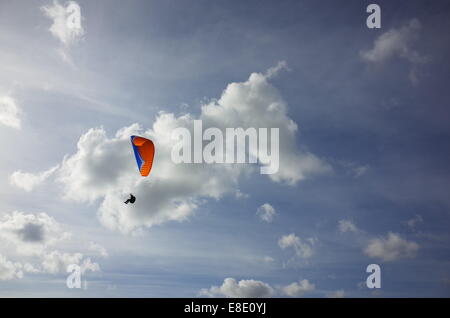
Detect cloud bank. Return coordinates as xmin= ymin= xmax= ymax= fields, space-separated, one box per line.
xmin=11 ymin=63 xmax=331 ymax=234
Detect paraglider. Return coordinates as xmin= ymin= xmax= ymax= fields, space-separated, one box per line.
xmin=125 ymin=136 xmax=155 ymax=205
xmin=130 ymin=135 xmax=155 ymax=177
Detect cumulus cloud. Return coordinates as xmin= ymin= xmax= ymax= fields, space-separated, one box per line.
xmin=200 ymin=64 xmax=332 ymax=184
xmin=281 ymin=279 xmax=315 ymax=297
xmin=361 ymin=19 xmax=427 ymax=84
xmin=42 ymin=0 xmax=84 ymax=46
xmin=10 ymin=165 xmax=59 ymax=192
xmin=24 ymin=64 xmax=329 ymax=234
xmin=256 ymin=203 xmax=277 ymax=223
xmin=0 ymin=255 xmax=24 ymax=280
xmin=364 ymin=232 xmax=419 ymax=262
xmin=0 ymin=211 xmax=70 ymax=255
xmin=0 ymin=256 xmax=38 ymax=281
xmin=0 ymin=95 xmax=21 ymax=129
xmin=0 ymin=211 xmax=100 ymax=279
xmin=278 ymin=233 xmax=316 ymax=258
xmin=57 ymin=122 xmax=235 ymax=233
xmin=199 ymin=278 xmax=275 ymax=298
xmin=338 ymin=220 xmax=359 ymax=233
xmin=200 ymin=277 xmax=317 ymax=298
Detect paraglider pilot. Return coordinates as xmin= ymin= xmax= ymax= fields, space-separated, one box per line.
xmin=124 ymin=194 xmax=136 ymax=204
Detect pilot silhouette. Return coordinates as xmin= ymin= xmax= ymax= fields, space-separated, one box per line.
xmin=124 ymin=194 xmax=136 ymax=204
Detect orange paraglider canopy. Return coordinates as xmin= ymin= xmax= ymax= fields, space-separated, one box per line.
xmin=130 ymin=135 xmax=155 ymax=177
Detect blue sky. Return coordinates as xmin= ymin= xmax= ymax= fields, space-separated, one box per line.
xmin=0 ymin=0 xmax=449 ymax=297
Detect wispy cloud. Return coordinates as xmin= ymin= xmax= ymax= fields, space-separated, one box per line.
xmin=361 ymin=19 xmax=427 ymax=84
xmin=10 ymin=165 xmax=59 ymax=192
xmin=41 ymin=0 xmax=84 ymax=46
xmin=0 ymin=95 xmax=21 ymax=129
xmin=338 ymin=219 xmax=359 ymax=233
xmin=42 ymin=0 xmax=84 ymax=65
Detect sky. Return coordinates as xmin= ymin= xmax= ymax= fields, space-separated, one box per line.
xmin=0 ymin=0 xmax=450 ymax=297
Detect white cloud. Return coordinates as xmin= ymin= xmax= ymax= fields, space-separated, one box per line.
xmin=352 ymin=165 xmax=369 ymax=178
xmin=264 ymin=60 xmax=289 ymax=78
xmin=406 ymin=214 xmax=423 ymax=231
xmin=0 ymin=95 xmax=21 ymax=129
xmin=256 ymin=203 xmax=277 ymax=223
xmin=57 ymin=122 xmax=234 ymax=234
xmin=200 ymin=277 xmax=318 ymax=298
xmin=327 ymin=290 xmax=345 ymax=298
xmin=42 ymin=0 xmax=84 ymax=46
xmin=42 ymin=1 xmax=84 ymax=65
xmin=281 ymin=279 xmax=315 ymax=297
xmin=79 ymin=257 xmax=100 ymax=274
xmin=199 ymin=277 xmax=275 ymax=298
xmin=361 ymin=19 xmax=427 ymax=84
xmin=364 ymin=232 xmax=419 ymax=262
xmin=0 ymin=254 xmax=40 ymax=281
xmin=0 ymin=211 xmax=100 ymax=279
xmin=24 ymin=64 xmax=329 ymax=234
xmin=338 ymin=220 xmax=358 ymax=233
xmin=41 ymin=251 xmax=98 ymax=274
xmin=0 ymin=255 xmax=24 ymax=280
xmin=56 ymin=47 xmax=76 ymax=67
xmin=0 ymin=211 xmax=70 ymax=255
xmin=199 ymin=61 xmax=331 ymax=184
xmin=235 ymin=189 xmax=249 ymax=199
xmin=88 ymin=241 xmax=108 ymax=258
xmin=361 ymin=19 xmax=424 ymax=63
xmin=278 ymin=233 xmax=316 ymax=258
xmin=10 ymin=165 xmax=59 ymax=192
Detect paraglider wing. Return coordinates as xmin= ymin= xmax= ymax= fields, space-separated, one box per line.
xmin=130 ymin=135 xmax=155 ymax=177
